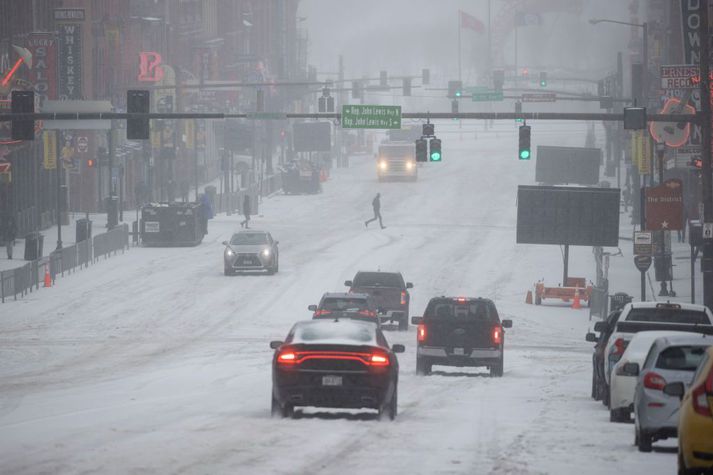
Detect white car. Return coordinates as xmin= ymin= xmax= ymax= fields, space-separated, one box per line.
xmin=603 ymin=302 xmax=713 ymax=389
xmin=609 ymin=330 xmax=699 ymax=422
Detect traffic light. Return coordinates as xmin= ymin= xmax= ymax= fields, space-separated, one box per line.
xmin=539 ymin=72 xmax=547 ymax=87
xmin=127 ymin=89 xmax=150 ymax=140
xmin=403 ymin=78 xmax=412 ymax=96
xmin=515 ymin=101 xmax=523 ymax=123
xmin=327 ymin=96 xmax=334 ymax=112
xmin=11 ymin=90 xmax=35 ymax=140
xmin=380 ymin=70 xmax=388 ymax=87
xmin=256 ymin=89 xmax=265 ymax=112
xmin=87 ymin=158 xmax=96 ymax=168
xmin=518 ymin=125 xmax=531 ymax=160
xmin=352 ymin=80 xmax=362 ymax=99
xmin=422 ymin=68 xmax=430 ymax=85
xmin=451 ymin=99 xmax=459 ymax=114
xmin=429 ymin=138 xmax=442 ymax=162
xmin=493 ymin=69 xmax=504 ymax=92
xmin=416 ymin=138 xmax=428 ymax=162
xmin=448 ymin=80 xmax=463 ymax=98
xmin=318 ymin=97 xmax=326 ymax=112
xmin=521 ymin=67 xmax=529 ymax=79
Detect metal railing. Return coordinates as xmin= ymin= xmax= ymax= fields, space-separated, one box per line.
xmin=1 ymin=224 xmax=130 ymax=303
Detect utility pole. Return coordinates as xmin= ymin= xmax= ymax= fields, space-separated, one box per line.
xmin=701 ymin=0 xmax=713 ymax=310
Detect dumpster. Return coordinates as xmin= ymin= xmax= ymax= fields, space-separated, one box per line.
xmin=76 ymin=218 xmax=92 ymax=242
xmin=140 ymin=202 xmax=204 ymax=247
xmin=24 ymin=232 xmax=44 ymax=260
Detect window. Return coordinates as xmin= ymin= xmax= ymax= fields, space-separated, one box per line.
xmin=294 ymin=322 xmax=374 ymax=343
xmin=353 ymin=272 xmax=404 ymax=288
xmin=231 ymin=233 xmax=268 ymax=245
xmin=656 ymin=346 xmax=708 ymax=371
xmin=625 ymin=308 xmax=710 ymax=325
xmin=425 ymin=301 xmax=494 ymax=322
xmin=322 ymin=298 xmax=369 ymax=312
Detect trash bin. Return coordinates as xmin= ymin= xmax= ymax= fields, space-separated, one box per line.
xmin=106 ymin=196 xmax=119 ymax=229
xmin=24 ymin=232 xmax=44 ymax=260
xmin=76 ymin=218 xmax=92 ymax=242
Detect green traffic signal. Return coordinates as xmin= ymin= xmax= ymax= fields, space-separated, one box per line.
xmin=540 ymin=80 xmax=547 ymax=87
xmin=429 ymin=138 xmax=442 ymax=161
xmin=518 ymin=125 xmax=531 ymax=160
xmin=455 ymin=90 xmax=462 ymax=97
xmin=519 ymin=150 xmax=530 ymax=159
xmin=430 ymin=151 xmax=442 ymax=161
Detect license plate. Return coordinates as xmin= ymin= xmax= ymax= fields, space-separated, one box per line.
xmin=453 ymin=348 xmax=465 ymax=356
xmin=322 ymin=375 xmax=342 ymax=386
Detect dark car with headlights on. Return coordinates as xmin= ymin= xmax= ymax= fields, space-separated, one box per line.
xmin=412 ymin=297 xmax=512 ymax=377
xmin=309 ymin=292 xmax=379 ymax=325
xmin=270 ymin=319 xmax=404 ymax=420
xmin=223 ymin=230 xmax=279 ymax=275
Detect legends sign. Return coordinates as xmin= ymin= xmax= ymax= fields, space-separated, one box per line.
xmin=645 ymin=178 xmax=684 ymax=231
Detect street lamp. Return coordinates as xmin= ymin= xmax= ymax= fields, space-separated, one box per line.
xmin=589 ymin=18 xmax=648 ymax=106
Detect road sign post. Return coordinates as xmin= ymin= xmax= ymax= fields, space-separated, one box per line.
xmin=341 ymin=105 xmax=401 ymax=129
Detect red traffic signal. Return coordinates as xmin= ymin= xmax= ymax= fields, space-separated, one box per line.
xmin=87 ymin=158 xmax=96 ymax=168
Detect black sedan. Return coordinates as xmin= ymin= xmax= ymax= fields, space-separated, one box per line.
xmin=270 ymin=319 xmax=404 ymax=420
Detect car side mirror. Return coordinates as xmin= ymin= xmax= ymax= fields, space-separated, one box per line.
xmin=593 ymin=321 xmax=607 ymax=332
xmin=269 ymin=340 xmax=283 ymax=350
xmin=344 ymin=280 xmax=353 ymax=287
xmin=622 ymin=362 xmax=639 ymax=377
xmin=307 ymin=304 xmax=317 ymax=311
xmin=502 ymin=319 xmax=512 ymax=328
xmin=222 ymin=241 xmax=228 ymax=246
xmin=585 ymin=332 xmax=598 ymax=343
xmin=392 ymin=344 xmax=405 ymax=353
xmin=411 ymin=316 xmax=423 ymax=325
xmin=663 ymin=382 xmax=685 ymax=399
xmin=406 ymin=282 xmax=413 ymax=289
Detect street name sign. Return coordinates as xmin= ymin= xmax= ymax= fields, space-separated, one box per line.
xmin=341 ymin=105 xmax=401 ymax=129
xmin=471 ymin=91 xmax=504 ymax=102
xmin=634 ymin=231 xmax=653 ymax=256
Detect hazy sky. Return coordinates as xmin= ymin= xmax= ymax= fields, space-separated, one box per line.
xmin=298 ymin=0 xmax=633 ymax=84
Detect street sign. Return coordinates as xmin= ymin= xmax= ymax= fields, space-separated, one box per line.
xmin=471 ymin=91 xmax=504 ymax=102
xmin=659 ymin=65 xmax=698 ymax=90
xmin=645 ymin=178 xmax=684 ymax=231
xmin=634 ymin=255 xmax=652 ymax=272
xmin=522 ymin=93 xmax=556 ymax=103
xmin=341 ymin=105 xmax=401 ymax=129
xmin=634 ymin=231 xmax=653 ymax=256
xmin=43 ymin=100 xmax=112 ymax=130
xmin=704 ymin=223 xmax=713 ymax=240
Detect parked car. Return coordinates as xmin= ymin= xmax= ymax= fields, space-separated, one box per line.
xmin=345 ymin=271 xmax=413 ymax=331
xmin=270 ymin=319 xmax=404 ymax=420
xmin=610 ymin=331 xmax=697 ymax=422
xmin=631 ymin=334 xmax=712 ymax=452
xmin=222 ymin=230 xmax=279 ymax=275
xmin=308 ymin=292 xmax=379 ymax=325
xmin=411 ymin=297 xmax=512 ymax=377
xmin=603 ymin=302 xmax=713 ymax=390
xmin=664 ymin=345 xmax=713 ymax=474
xmin=586 ymin=309 xmax=622 ymax=404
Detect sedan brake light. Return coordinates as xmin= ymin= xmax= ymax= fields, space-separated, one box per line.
xmin=643 ymin=372 xmax=666 ymax=391
xmin=417 ymin=324 xmax=427 ymax=343
xmin=277 ymin=351 xmax=297 ymax=364
xmin=370 ymin=353 xmax=389 ymax=366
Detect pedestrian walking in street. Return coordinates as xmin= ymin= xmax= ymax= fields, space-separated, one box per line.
xmin=365 ymin=193 xmax=385 ymax=229
xmin=241 ymin=194 xmax=251 ymax=229
xmin=4 ymin=213 xmax=17 ymax=259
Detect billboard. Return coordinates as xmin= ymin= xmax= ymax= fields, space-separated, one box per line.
xmin=535 ymin=146 xmax=601 ymax=185
xmin=293 ymin=122 xmax=331 ymax=152
xmin=516 ymin=186 xmax=620 ymax=247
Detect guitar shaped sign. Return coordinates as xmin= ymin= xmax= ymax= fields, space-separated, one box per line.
xmin=649 ymin=90 xmax=696 ymax=147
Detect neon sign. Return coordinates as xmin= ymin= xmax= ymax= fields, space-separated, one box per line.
xmin=138 ymin=51 xmax=164 ymax=82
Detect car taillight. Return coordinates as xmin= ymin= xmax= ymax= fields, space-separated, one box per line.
xmin=492 ymin=326 xmax=502 ymax=345
xmin=277 ymin=351 xmax=297 ymax=365
xmin=401 ymin=291 xmax=407 ymax=305
xmin=643 ymin=372 xmax=666 ymax=391
xmin=692 ymin=384 xmax=712 ymax=417
xmin=358 ymin=309 xmax=376 ymax=317
xmin=417 ymin=324 xmax=427 ymax=343
xmin=314 ymin=309 xmax=331 ymax=317
xmin=370 ymin=353 xmax=389 ymax=366
xmin=609 ymin=338 xmax=628 ymax=363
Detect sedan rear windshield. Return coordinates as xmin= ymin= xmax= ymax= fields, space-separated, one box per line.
xmin=424 ymin=301 xmax=495 ymax=322
xmin=231 ymin=233 xmax=268 ymax=245
xmin=656 ymin=345 xmax=708 ymax=371
xmin=292 ymin=322 xmax=374 ymax=344
xmin=625 ymin=308 xmax=710 ymax=325
xmin=353 ymin=272 xmax=404 ymax=288
xmin=322 ymin=298 xmax=369 ymax=311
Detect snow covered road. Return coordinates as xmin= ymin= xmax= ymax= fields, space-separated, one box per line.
xmin=0 ymin=122 xmax=675 ymax=474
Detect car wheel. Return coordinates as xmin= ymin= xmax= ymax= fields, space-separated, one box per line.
xmin=398 ymin=315 xmax=408 ymax=331
xmin=610 ymin=407 xmax=629 ymax=423
xmin=382 ymin=387 xmax=398 ymax=421
xmin=678 ymin=450 xmax=688 ymax=475
xmin=271 ymin=393 xmax=284 ymax=418
xmin=637 ymin=427 xmax=652 ymax=452
xmin=490 ymin=356 xmax=504 ymax=378
xmin=224 ymin=267 xmax=233 ymax=276
xmin=416 ymin=357 xmax=431 ymax=376
xmin=603 ymin=383 xmax=610 ymax=407
xmin=591 ymin=365 xmax=597 ymax=399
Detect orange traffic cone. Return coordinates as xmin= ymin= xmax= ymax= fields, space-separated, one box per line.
xmin=525 ymin=290 xmax=533 ymax=305
xmin=43 ymin=265 xmax=51 ymax=288
xmin=572 ymin=290 xmax=581 ymax=310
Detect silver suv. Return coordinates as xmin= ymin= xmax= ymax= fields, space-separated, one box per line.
xmin=223 ymin=230 xmax=279 ymax=275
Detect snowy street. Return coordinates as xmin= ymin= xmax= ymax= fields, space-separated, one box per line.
xmin=0 ymin=122 xmax=675 ymax=474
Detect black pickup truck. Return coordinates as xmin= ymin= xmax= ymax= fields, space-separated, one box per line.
xmin=411 ymin=297 xmax=512 ymax=377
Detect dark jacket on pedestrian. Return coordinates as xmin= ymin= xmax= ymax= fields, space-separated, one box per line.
xmin=372 ymin=194 xmax=381 ymax=212
xmin=5 ymin=215 xmax=17 ymax=241
xmin=243 ymin=195 xmax=251 ymax=217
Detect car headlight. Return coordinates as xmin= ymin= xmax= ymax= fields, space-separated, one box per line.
xmin=262 ymin=248 xmax=271 ymax=257
xmin=226 ymin=249 xmax=235 ymax=257
xmin=406 ymin=161 xmax=414 ymax=170
xmin=378 ymin=161 xmax=388 ymax=170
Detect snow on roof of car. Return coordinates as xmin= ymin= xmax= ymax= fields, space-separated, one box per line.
xmin=290 ymin=319 xmax=378 ymax=345
xmin=653 ymin=333 xmax=713 ymax=348
xmin=626 ymin=301 xmax=709 ymax=312
xmin=321 ymin=292 xmax=370 ymax=299
xmin=623 ymin=331 xmax=703 ymax=362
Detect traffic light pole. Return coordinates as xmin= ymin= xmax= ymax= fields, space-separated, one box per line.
xmin=700 ymin=0 xmax=713 ymax=311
